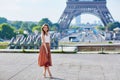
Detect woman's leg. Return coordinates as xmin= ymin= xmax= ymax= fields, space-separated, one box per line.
xmin=43 ymin=66 xmax=47 ymax=77
xmin=47 ymin=67 xmax=52 ymax=77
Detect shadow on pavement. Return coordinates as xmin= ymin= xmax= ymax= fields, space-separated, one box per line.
xmin=45 ymin=77 xmax=64 ymax=80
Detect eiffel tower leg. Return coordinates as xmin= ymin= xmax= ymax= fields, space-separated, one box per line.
xmin=58 ymin=9 xmax=74 ymax=30
xmin=97 ymin=6 xmax=114 ymax=31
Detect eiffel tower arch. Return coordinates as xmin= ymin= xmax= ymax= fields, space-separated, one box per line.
xmin=58 ymin=0 xmax=114 ymax=30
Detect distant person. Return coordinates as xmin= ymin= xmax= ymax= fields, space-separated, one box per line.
xmin=38 ymin=24 xmax=52 ymax=78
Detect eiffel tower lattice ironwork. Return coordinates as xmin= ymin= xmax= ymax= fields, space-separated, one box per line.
xmin=58 ymin=0 xmax=114 ymax=29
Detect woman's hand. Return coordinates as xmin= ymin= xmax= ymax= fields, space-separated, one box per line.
xmin=46 ymin=49 xmax=48 ymax=54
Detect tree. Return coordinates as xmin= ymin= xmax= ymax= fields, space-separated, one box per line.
xmin=21 ymin=22 xmax=29 ymax=30
xmin=69 ymin=25 xmax=79 ymax=29
xmin=11 ymin=21 xmax=23 ymax=29
xmin=107 ymin=22 xmax=120 ymax=31
xmin=17 ymin=28 xmax=24 ymax=34
xmin=0 ymin=17 xmax=7 ymax=24
xmin=20 ymin=22 xmax=31 ymax=33
xmin=0 ymin=23 xmax=16 ymax=39
xmin=38 ymin=18 xmax=52 ymax=27
xmin=28 ymin=23 xmax=37 ymax=33
xmin=50 ymin=26 xmax=56 ymax=31
xmin=95 ymin=25 xmax=105 ymax=31
xmin=51 ymin=23 xmax=60 ymax=31
xmin=20 ymin=22 xmax=37 ymax=33
xmin=32 ymin=26 xmax=41 ymax=33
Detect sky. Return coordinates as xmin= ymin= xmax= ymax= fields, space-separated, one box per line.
xmin=0 ymin=0 xmax=120 ymax=24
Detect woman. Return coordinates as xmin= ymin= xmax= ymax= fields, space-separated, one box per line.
xmin=38 ymin=24 xmax=52 ymax=78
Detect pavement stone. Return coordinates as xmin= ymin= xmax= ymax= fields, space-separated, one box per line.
xmin=0 ymin=53 xmax=120 ymax=80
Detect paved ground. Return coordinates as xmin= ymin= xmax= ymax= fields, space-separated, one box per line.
xmin=0 ymin=53 xmax=120 ymax=80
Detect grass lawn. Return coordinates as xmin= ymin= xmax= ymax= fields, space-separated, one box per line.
xmin=59 ymin=41 xmax=111 ymax=46
xmin=0 ymin=42 xmax=9 ymax=49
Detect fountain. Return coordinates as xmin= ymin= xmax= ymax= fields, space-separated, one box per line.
xmin=8 ymin=32 xmax=60 ymax=49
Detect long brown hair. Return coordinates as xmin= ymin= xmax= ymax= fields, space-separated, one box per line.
xmin=41 ymin=24 xmax=49 ymax=35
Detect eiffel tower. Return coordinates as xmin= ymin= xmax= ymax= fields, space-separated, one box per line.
xmin=58 ymin=0 xmax=114 ymax=29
